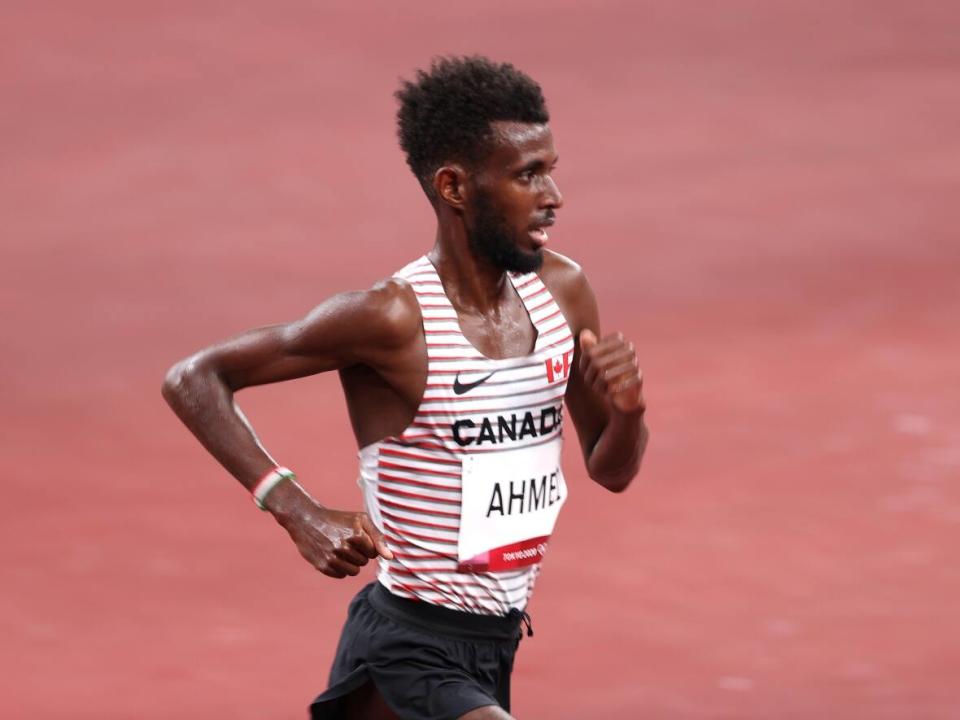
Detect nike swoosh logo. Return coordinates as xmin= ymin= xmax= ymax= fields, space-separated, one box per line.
xmin=452 ymin=372 xmax=495 ymax=395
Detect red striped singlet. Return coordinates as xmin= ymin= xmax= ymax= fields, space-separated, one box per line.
xmin=358 ymin=255 xmax=575 ymax=615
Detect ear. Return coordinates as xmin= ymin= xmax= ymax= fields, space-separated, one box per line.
xmin=433 ymin=165 xmax=469 ymax=211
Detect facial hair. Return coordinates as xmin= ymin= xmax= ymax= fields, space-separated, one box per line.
xmin=466 ymin=191 xmax=544 ymax=274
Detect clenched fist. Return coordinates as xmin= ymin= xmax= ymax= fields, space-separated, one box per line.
xmin=578 ymin=329 xmax=645 ymax=415
xmin=276 ymin=500 xmax=395 ymax=579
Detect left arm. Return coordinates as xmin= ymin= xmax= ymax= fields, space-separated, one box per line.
xmin=569 ymin=327 xmax=648 ymax=491
xmin=547 ymin=255 xmax=649 ymax=491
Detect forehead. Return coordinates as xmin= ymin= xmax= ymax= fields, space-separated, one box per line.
xmin=483 ymin=121 xmax=557 ymax=170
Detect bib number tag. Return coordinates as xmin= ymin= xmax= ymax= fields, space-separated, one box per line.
xmin=457 ymin=438 xmax=567 ymax=572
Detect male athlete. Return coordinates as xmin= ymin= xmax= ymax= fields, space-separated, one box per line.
xmin=162 ymin=56 xmax=649 ymax=720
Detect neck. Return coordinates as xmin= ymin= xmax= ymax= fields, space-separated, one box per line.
xmin=427 ymin=210 xmax=510 ymax=315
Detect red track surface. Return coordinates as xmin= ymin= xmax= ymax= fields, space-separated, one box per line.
xmin=4 ymin=2 xmax=959 ymax=718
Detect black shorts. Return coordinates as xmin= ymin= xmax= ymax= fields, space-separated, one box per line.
xmin=309 ymin=582 xmax=530 ymax=720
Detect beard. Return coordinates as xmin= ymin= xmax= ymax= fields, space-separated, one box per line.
xmin=466 ymin=192 xmax=544 ymax=274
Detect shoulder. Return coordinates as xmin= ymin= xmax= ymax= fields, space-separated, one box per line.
xmin=341 ymin=276 xmax=422 ymax=349
xmin=288 ymin=275 xmax=421 ymax=354
xmin=538 ymin=249 xmax=591 ymax=295
xmin=364 ymin=276 xmax=422 ymax=346
xmin=537 ymin=249 xmax=597 ymax=333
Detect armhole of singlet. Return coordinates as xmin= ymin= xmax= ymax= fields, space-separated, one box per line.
xmin=388 ymin=260 xmax=432 ymax=445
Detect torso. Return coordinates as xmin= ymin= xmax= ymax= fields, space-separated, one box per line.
xmin=348 ymin=253 xmax=577 ymax=614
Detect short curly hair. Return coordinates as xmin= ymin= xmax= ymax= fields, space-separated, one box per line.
xmin=395 ymin=55 xmax=550 ymax=199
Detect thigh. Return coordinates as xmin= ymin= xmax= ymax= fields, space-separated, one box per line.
xmin=458 ymin=706 xmax=515 ymax=720
xmin=342 ymin=681 xmax=401 ymax=720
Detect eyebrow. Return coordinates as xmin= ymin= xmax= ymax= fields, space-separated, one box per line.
xmin=517 ymin=155 xmax=559 ymax=173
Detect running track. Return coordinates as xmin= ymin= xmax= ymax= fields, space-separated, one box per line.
xmin=3 ymin=2 xmax=959 ymax=718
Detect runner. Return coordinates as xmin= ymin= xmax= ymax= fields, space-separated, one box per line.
xmin=162 ymin=55 xmax=649 ymax=720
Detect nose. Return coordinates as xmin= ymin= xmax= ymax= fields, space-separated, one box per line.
xmin=543 ymin=174 xmax=564 ymax=209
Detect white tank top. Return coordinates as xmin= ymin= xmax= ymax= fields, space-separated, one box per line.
xmin=358 ymin=255 xmax=575 ymax=615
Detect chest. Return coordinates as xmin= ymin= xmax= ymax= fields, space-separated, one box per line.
xmin=453 ymin=291 xmax=537 ymax=359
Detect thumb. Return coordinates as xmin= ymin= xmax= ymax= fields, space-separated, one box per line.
xmin=361 ymin=514 xmax=394 ymax=560
xmin=579 ymin=328 xmax=598 ymax=351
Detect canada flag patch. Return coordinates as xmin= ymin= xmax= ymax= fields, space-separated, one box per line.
xmin=544 ymin=349 xmax=574 ymax=384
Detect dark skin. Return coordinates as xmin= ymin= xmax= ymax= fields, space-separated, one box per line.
xmin=162 ymin=121 xmax=648 ymax=719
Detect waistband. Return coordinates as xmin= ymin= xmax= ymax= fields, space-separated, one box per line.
xmin=367 ymin=582 xmax=531 ymax=641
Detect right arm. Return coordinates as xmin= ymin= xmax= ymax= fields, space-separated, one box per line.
xmin=161 ymin=279 xmax=420 ymax=577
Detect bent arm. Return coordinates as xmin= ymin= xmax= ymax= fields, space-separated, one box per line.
xmin=557 ymin=265 xmax=649 ymax=492
xmin=161 ymin=281 xmax=418 ymax=576
xmin=161 ymin=280 xmax=418 ymax=503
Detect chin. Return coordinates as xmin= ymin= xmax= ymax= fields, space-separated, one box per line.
xmin=526 ymin=247 xmax=545 ymax=266
xmin=467 ymin=225 xmax=544 ymax=274
xmin=505 ymin=247 xmax=544 ymax=274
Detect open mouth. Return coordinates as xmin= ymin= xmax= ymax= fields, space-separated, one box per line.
xmin=528 ymin=219 xmax=554 ymax=247
xmin=528 ymin=227 xmax=549 ymax=246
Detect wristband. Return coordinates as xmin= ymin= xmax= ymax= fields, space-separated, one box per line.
xmin=252 ymin=466 xmax=297 ymax=510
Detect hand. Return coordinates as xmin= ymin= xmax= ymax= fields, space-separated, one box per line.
xmin=578 ymin=329 xmax=645 ymax=415
xmin=278 ymin=501 xmax=395 ymax=579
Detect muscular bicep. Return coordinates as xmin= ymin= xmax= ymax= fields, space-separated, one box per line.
xmin=188 ymin=281 xmax=419 ymax=391
xmin=198 ymin=321 xmax=336 ymax=391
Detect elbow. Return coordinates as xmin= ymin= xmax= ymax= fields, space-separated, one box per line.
xmin=161 ymin=360 xmax=189 ymax=408
xmin=607 ymin=473 xmax=636 ymax=493
xmin=590 ymin=469 xmax=637 ymax=494
xmin=161 ymin=354 xmax=214 ymax=410
xmin=585 ymin=415 xmax=649 ymax=494
xmin=587 ymin=433 xmax=648 ymax=493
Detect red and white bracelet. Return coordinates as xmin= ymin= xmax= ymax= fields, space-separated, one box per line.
xmin=251 ymin=466 xmax=298 ymax=510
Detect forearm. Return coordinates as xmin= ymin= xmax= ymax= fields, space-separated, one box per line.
xmin=162 ymin=359 xmax=324 ymax=522
xmin=586 ymin=409 xmax=649 ymax=492
xmin=162 ymin=356 xmax=284 ymax=491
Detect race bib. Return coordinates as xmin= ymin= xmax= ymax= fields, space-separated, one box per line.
xmin=457 ymin=438 xmax=567 ymax=572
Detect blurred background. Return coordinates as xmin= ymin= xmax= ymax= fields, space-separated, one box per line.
xmin=3 ymin=1 xmax=959 ymax=717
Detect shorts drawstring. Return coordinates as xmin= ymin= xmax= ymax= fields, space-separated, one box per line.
xmin=520 ymin=610 xmax=533 ymax=637
xmin=508 ymin=608 xmax=534 ymax=637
